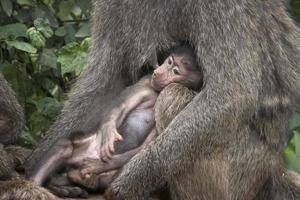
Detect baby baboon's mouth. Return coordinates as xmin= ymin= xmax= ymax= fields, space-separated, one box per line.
xmin=150 ymin=79 xmax=163 ymax=91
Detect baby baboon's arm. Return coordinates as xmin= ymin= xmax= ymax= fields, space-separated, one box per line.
xmin=99 ymin=81 xmax=154 ymax=160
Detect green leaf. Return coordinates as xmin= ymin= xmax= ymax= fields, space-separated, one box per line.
xmin=285 ymin=143 xmax=300 ymax=173
xmin=57 ymin=40 xmax=89 ymax=75
xmin=0 ymin=0 xmax=13 ymax=16
xmin=285 ymin=130 xmax=300 ymax=173
xmin=14 ymin=8 xmax=34 ymax=23
xmin=75 ymin=23 xmax=90 ymax=38
xmin=50 ymin=85 xmax=65 ymax=100
xmin=38 ymin=48 xmax=57 ymax=69
xmin=54 ymin=26 xmax=66 ymax=37
xmin=289 ymin=131 xmax=300 ymax=158
xmin=38 ymin=78 xmax=64 ymax=100
xmin=57 ymin=0 xmax=75 ymax=21
xmin=33 ymin=97 xmax=62 ymax=118
xmin=72 ymin=5 xmax=82 ymax=17
xmin=34 ymin=4 xmax=59 ymax=28
xmin=16 ymin=0 xmax=36 ymax=6
xmin=0 ymin=23 xmax=28 ymax=40
xmin=64 ymin=24 xmax=76 ymax=43
xmin=76 ymin=0 xmax=91 ymax=16
xmin=290 ymin=112 xmax=300 ymax=129
xmin=27 ymin=111 xmax=52 ymax=138
xmin=5 ymin=40 xmax=37 ymax=53
xmin=19 ymin=129 xmax=39 ymax=147
xmin=291 ymin=0 xmax=300 ymax=22
xmin=34 ymin=18 xmax=53 ymax=38
xmin=80 ymin=37 xmax=91 ymax=49
xmin=30 ymin=53 xmax=39 ymax=63
xmin=42 ymin=0 xmax=54 ymax=8
xmin=0 ymin=61 xmax=35 ymax=103
xmin=27 ymin=27 xmax=46 ymax=48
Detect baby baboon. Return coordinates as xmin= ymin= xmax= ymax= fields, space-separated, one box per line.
xmin=67 ymin=83 xmax=198 ymax=193
xmin=29 ymin=46 xmax=202 ymax=192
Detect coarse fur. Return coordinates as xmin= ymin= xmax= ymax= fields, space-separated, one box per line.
xmin=152 ymin=83 xmax=300 ymax=200
xmin=0 ymin=73 xmax=24 ymax=145
xmin=0 ymin=145 xmax=31 ymax=180
xmin=26 ymin=0 xmax=300 ymax=199
xmin=0 ymin=73 xmax=26 ymax=180
xmin=0 ymin=180 xmax=61 ymax=200
xmin=0 ymin=144 xmax=16 ymax=180
xmin=155 ymin=83 xmax=197 ymax=133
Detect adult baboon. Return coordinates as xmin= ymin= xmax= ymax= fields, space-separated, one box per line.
xmin=0 ymin=73 xmax=24 ymax=145
xmin=0 ymin=73 xmax=26 ymax=180
xmin=0 ymin=145 xmax=31 ymax=180
xmin=0 ymin=180 xmax=61 ymax=200
xmin=26 ymin=0 xmax=300 ymax=199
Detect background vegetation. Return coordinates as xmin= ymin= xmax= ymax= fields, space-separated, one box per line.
xmin=0 ymin=0 xmax=90 ymax=146
xmin=1 ymin=0 xmax=300 ymax=172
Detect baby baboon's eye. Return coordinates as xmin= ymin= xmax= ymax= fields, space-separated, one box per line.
xmin=173 ymin=67 xmax=180 ymax=75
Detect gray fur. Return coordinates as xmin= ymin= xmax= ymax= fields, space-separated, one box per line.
xmin=0 ymin=73 xmax=24 ymax=145
xmin=0 ymin=145 xmax=31 ymax=180
xmin=155 ymin=83 xmax=197 ymax=134
xmin=0 ymin=180 xmax=60 ymax=200
xmin=26 ymin=0 xmax=300 ymax=199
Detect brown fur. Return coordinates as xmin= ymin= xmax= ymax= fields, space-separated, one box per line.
xmin=0 ymin=180 xmax=60 ymax=200
xmin=0 ymin=73 xmax=24 ymax=145
xmin=26 ymin=0 xmax=300 ymax=199
xmin=155 ymin=83 xmax=197 ymax=133
xmin=0 ymin=145 xmax=31 ymax=180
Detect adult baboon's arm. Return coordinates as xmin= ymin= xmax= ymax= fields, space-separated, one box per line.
xmin=0 ymin=73 xmax=24 ymax=144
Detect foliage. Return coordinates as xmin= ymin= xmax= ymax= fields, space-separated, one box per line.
xmin=291 ymin=0 xmax=300 ymax=23
xmin=285 ymin=110 xmax=300 ymax=172
xmin=0 ymin=0 xmax=91 ymax=147
xmin=284 ymin=0 xmax=300 ymax=173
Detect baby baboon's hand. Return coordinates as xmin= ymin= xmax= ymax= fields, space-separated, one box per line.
xmin=99 ymin=123 xmax=123 ymax=161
